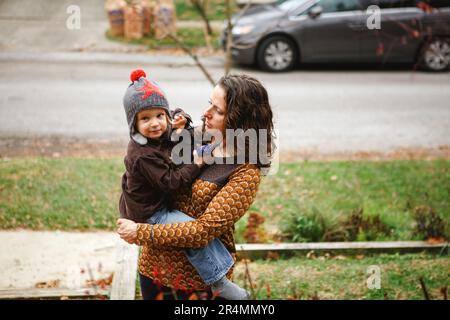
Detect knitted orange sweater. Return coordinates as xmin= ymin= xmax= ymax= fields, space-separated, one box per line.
xmin=135 ymin=162 xmax=261 ymax=290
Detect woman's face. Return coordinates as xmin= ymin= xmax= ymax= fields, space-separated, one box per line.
xmin=203 ymin=85 xmax=226 ymax=136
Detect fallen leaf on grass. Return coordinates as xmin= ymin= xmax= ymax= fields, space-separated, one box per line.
xmin=426 ymin=237 xmax=445 ymax=244
xmin=266 ymin=284 xmax=272 ymax=299
xmin=266 ymin=251 xmax=280 ymax=260
xmin=306 ymin=250 xmax=316 ymax=259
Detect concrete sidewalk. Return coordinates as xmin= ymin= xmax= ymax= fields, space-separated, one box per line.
xmin=0 ymin=0 xmax=142 ymax=53
xmin=0 ymin=51 xmax=225 ymax=68
xmin=0 ymin=0 xmax=223 ymax=55
xmin=0 ymin=230 xmax=120 ymax=289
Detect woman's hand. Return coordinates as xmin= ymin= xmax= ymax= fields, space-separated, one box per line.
xmin=193 ymin=149 xmax=205 ymax=167
xmin=117 ymin=218 xmax=138 ymax=244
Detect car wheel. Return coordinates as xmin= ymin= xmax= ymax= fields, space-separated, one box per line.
xmin=419 ymin=38 xmax=450 ymax=71
xmin=257 ymin=36 xmax=297 ymax=72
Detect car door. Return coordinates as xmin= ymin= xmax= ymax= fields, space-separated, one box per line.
xmin=300 ymin=0 xmax=366 ymax=62
xmin=359 ymin=0 xmax=425 ymax=63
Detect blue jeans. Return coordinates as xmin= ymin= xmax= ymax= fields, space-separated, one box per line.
xmin=147 ymin=208 xmax=234 ymax=285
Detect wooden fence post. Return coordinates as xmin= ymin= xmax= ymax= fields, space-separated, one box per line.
xmin=110 ymin=241 xmax=139 ymax=300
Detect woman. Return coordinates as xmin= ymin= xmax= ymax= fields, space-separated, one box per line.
xmin=117 ymin=74 xmax=275 ymax=300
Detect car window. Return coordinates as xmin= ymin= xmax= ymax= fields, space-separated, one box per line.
xmin=361 ymin=0 xmax=417 ymax=8
xmin=318 ymin=0 xmax=362 ymax=12
xmin=278 ymin=0 xmax=314 ymax=12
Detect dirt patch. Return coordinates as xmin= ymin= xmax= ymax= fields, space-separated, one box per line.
xmin=1 ymin=137 xmax=449 ymax=161
xmin=280 ymin=145 xmax=450 ymax=162
xmin=0 ymin=136 xmax=127 ymax=159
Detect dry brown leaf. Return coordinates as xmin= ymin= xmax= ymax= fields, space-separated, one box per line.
xmin=35 ymin=279 xmax=61 ymax=288
xmin=426 ymin=237 xmax=445 ymax=244
xmin=85 ymin=273 xmax=114 ymax=289
xmin=188 ymin=293 xmax=199 ymax=300
xmin=306 ymin=250 xmax=316 ymax=259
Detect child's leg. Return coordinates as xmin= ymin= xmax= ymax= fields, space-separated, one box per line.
xmin=147 ymin=208 xmax=249 ymax=299
xmin=148 ymin=208 xmax=233 ymax=283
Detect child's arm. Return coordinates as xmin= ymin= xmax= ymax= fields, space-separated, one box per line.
xmin=135 ymin=164 xmax=261 ymax=248
xmin=137 ymin=151 xmax=201 ymax=194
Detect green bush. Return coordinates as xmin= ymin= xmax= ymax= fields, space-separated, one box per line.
xmin=281 ymin=206 xmax=330 ymax=242
xmin=412 ymin=205 xmax=449 ymax=240
xmin=281 ymin=207 xmax=395 ymax=242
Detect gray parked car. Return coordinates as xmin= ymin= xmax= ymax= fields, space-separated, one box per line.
xmin=221 ymin=0 xmax=450 ymax=71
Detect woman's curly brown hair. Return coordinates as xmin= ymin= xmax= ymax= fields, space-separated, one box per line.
xmin=217 ymin=74 xmax=276 ymax=169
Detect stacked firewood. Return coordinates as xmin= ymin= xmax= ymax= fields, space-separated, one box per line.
xmin=105 ymin=0 xmax=177 ymax=40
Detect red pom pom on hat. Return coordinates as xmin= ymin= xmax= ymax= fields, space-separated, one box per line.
xmin=130 ymin=69 xmax=146 ymax=82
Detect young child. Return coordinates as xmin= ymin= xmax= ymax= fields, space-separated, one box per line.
xmin=119 ymin=69 xmax=249 ymax=300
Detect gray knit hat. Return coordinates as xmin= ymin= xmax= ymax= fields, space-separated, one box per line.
xmin=123 ymin=69 xmax=170 ymax=144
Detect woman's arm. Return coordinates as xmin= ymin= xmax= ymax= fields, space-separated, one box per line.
xmin=135 ymin=164 xmax=261 ymax=248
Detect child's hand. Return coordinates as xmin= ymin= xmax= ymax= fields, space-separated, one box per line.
xmin=193 ymin=144 xmax=215 ymax=167
xmin=172 ymin=114 xmax=187 ymax=130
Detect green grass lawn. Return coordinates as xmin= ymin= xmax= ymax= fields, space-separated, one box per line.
xmin=2 ymin=158 xmax=448 ymax=300
xmin=236 ymin=160 xmax=450 ymax=243
xmin=0 ymin=158 xmax=123 ymax=230
xmin=132 ymin=251 xmax=450 ymax=300
xmin=175 ymin=0 xmax=239 ymax=21
xmin=0 ymin=158 xmax=448 ymax=241
xmin=231 ymin=253 xmax=449 ymax=300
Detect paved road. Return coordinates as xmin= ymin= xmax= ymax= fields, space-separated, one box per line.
xmin=0 ymin=55 xmax=449 ymax=154
xmin=1 ymin=0 xmax=449 ymax=154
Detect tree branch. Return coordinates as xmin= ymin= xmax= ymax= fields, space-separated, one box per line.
xmin=166 ymin=32 xmax=216 ymax=86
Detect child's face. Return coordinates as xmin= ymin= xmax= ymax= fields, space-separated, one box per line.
xmin=136 ymin=108 xmax=168 ymax=140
